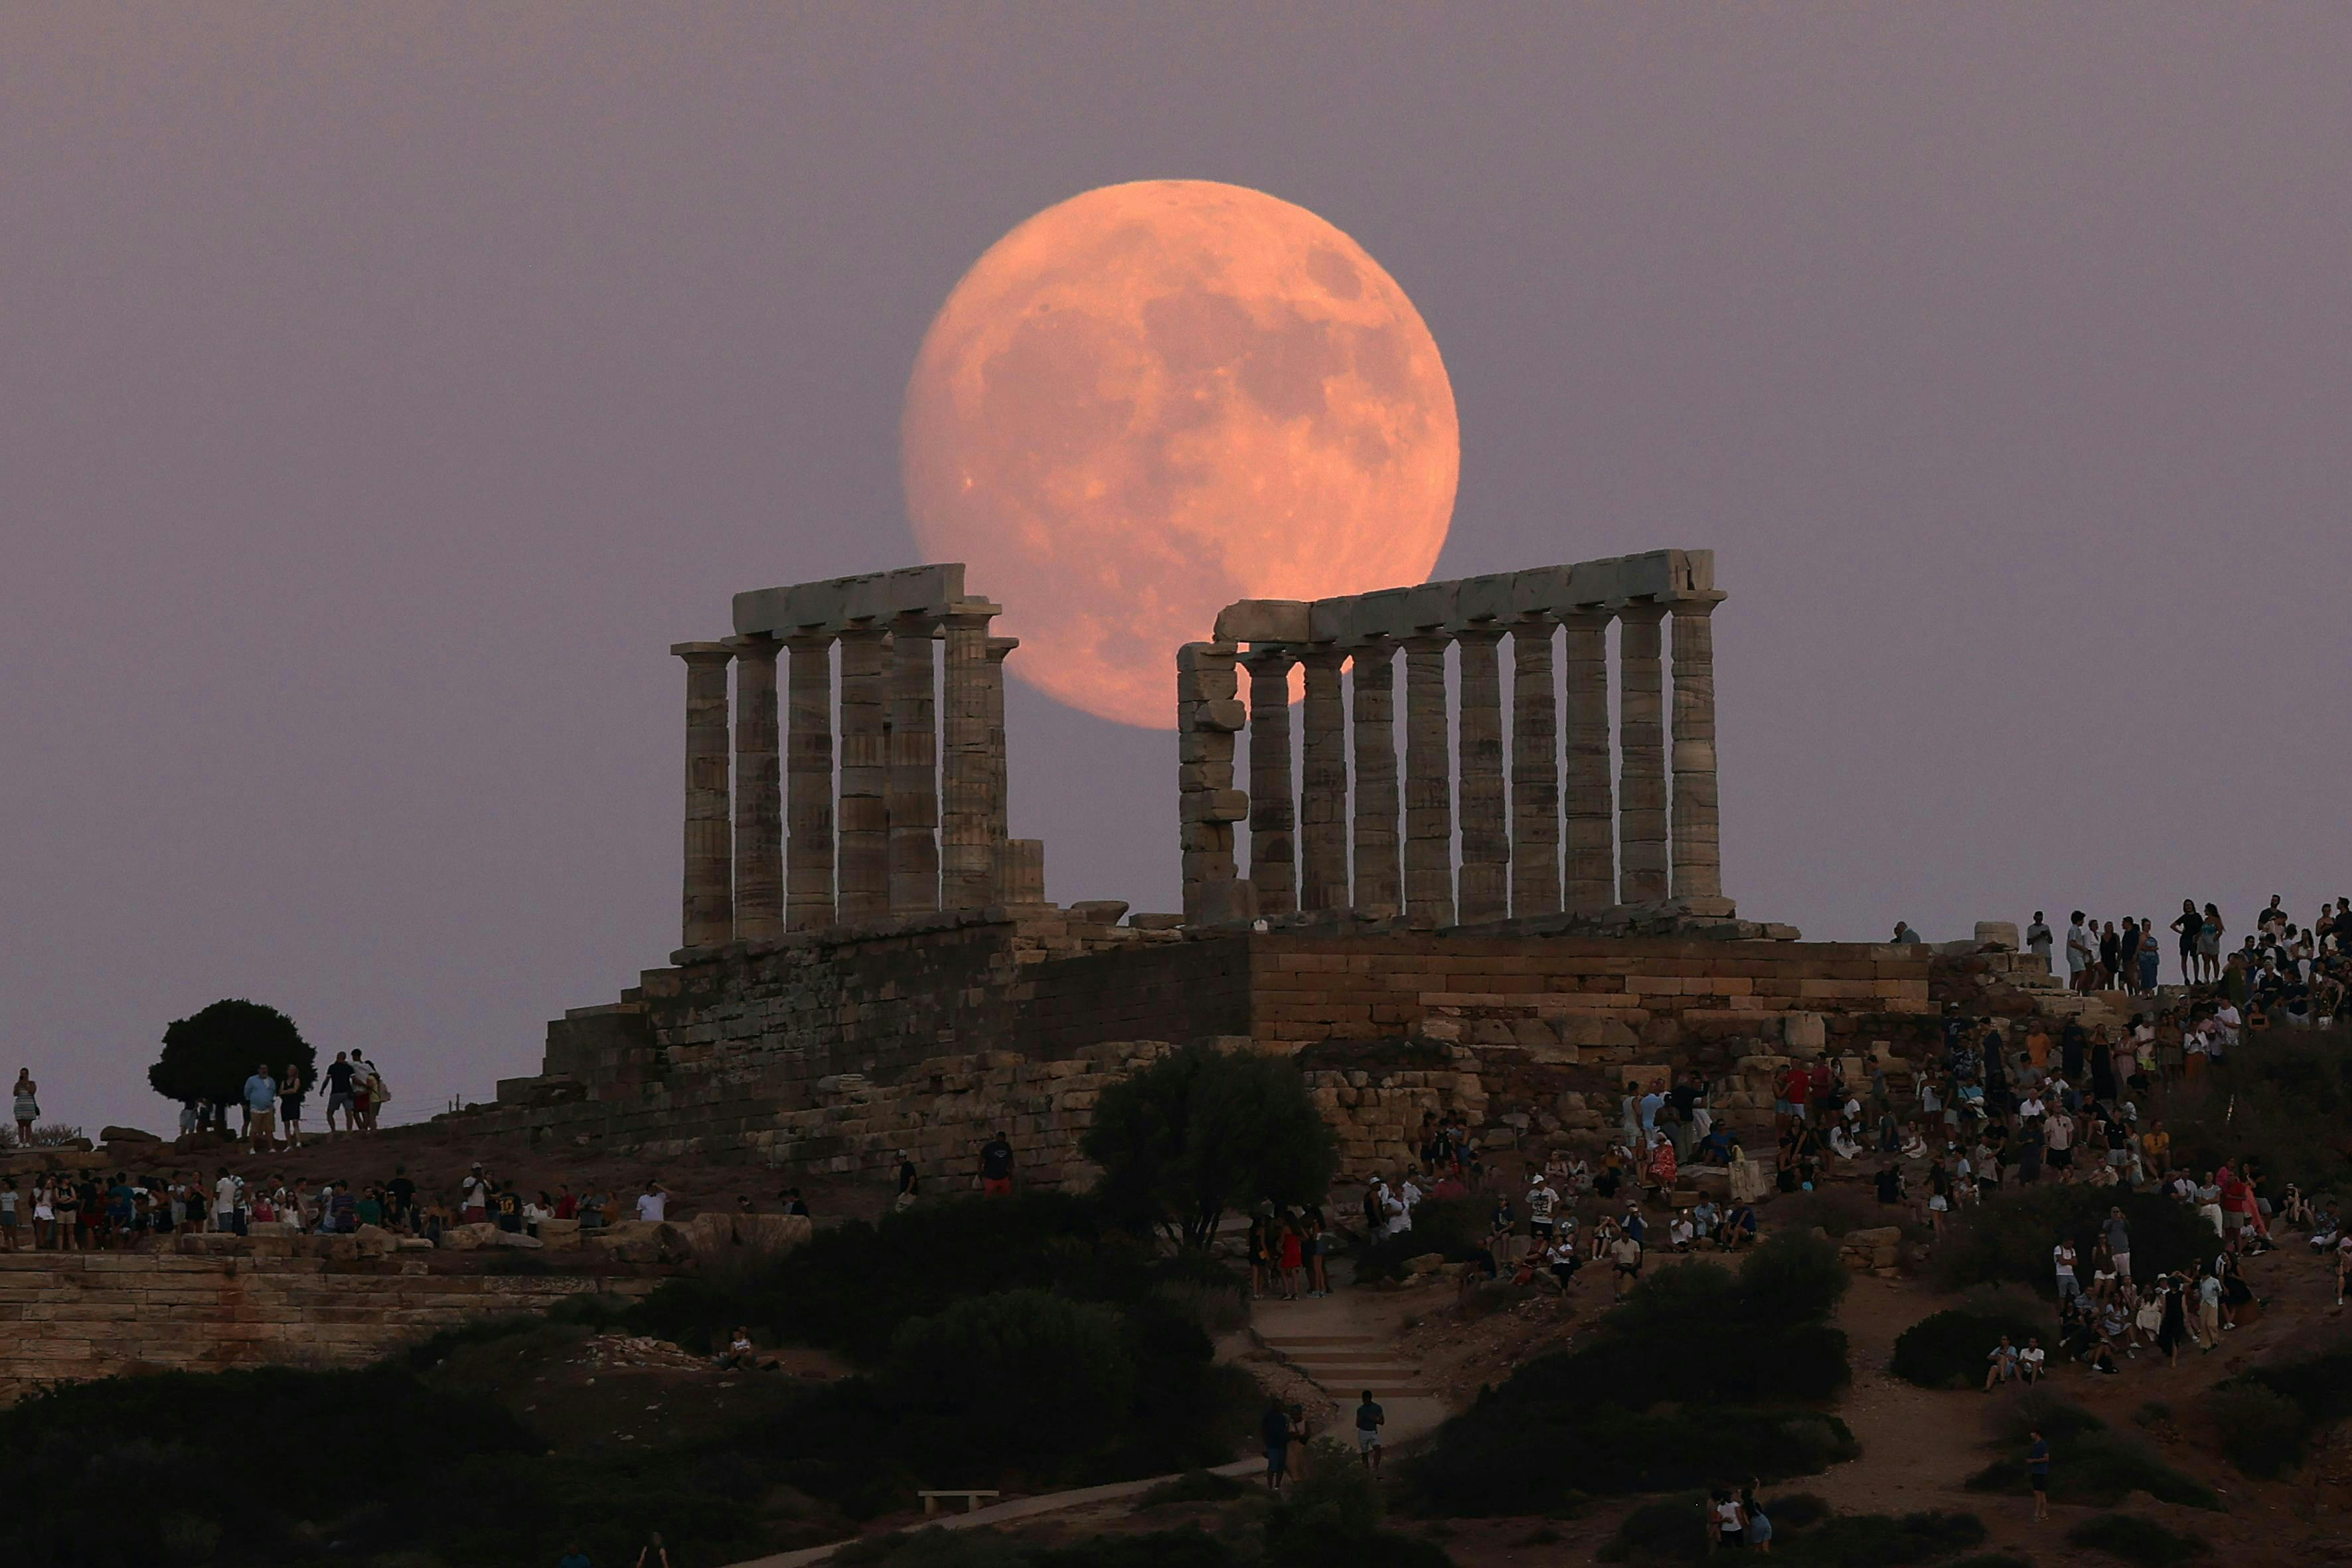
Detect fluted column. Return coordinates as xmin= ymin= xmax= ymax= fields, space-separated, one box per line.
xmin=1401 ymin=634 xmax=1454 ymax=927
xmin=1178 ymin=641 xmax=1248 ymax=923
xmin=1670 ymin=593 xmax=1730 ymax=908
xmin=1298 ymin=647 xmax=1350 ymax=913
xmin=1616 ymin=603 xmax=1670 ymax=903
xmin=729 ymin=634 xmax=784 ymax=942
xmin=1508 ymin=614 xmax=1561 ymax=918
xmin=1349 ymin=638 xmax=1401 ymax=917
xmin=1244 ymin=647 xmax=1298 ymax=916
xmin=835 ymin=625 xmax=891 ymax=921
xmin=783 ymin=632 xmax=836 ymax=930
xmin=1560 ymin=609 xmax=1616 ymax=913
xmin=984 ymin=636 xmax=1017 ymax=896
xmin=888 ymin=613 xmax=941 ymax=915
xmin=1454 ymin=626 xmax=1508 ymax=924
xmin=672 ymin=641 xmax=736 ymax=950
xmin=940 ymin=602 xmax=1000 ymax=909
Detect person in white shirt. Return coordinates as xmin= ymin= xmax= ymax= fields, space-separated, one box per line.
xmin=2018 ymin=1338 xmax=2047 ymax=1383
xmin=1526 ymin=1178 xmax=1559 ymax=1241
xmin=2053 ymin=1241 xmax=2080 ymax=1300
xmin=214 ymin=1170 xmax=242 ymax=1235
xmin=2067 ymin=913 xmax=2095 ymax=992
xmin=635 ymin=1179 xmax=668 ymax=1223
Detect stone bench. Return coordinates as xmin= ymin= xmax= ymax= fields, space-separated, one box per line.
xmin=919 ymin=1489 xmax=1001 ymax=1516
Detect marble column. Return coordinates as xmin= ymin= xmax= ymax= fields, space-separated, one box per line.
xmin=1298 ymin=646 xmax=1350 ymax=913
xmin=984 ymin=636 xmax=1018 ymax=899
xmin=939 ymin=602 xmax=1000 ymax=909
xmin=1454 ymin=625 xmax=1508 ymax=925
xmin=888 ymin=613 xmax=941 ymax=916
xmin=671 ymin=641 xmax=736 ymax=950
xmin=783 ymin=632 xmax=836 ymax=931
xmin=1348 ymin=638 xmax=1401 ymax=917
xmin=1401 ymin=634 xmax=1455 ymax=927
xmin=1560 ymin=609 xmax=1617 ymax=913
xmin=1177 ymin=641 xmax=1248 ymax=923
xmin=1670 ymin=593 xmax=1729 ymax=908
xmin=728 ymin=633 xmax=784 ymax=942
xmin=1615 ymin=602 xmax=1670 ymax=903
xmin=1244 ymin=647 xmax=1298 ymax=917
xmin=1508 ymin=615 xmax=1561 ymax=919
xmin=834 ymin=625 xmax=891 ymax=921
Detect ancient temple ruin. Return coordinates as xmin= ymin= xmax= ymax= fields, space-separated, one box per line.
xmin=668 ymin=563 xmax=1042 ymax=955
xmin=1176 ymin=549 xmax=1727 ymax=927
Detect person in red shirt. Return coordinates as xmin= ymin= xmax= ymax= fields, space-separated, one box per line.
xmin=1778 ymin=1065 xmax=1812 ymax=1133
xmin=554 ymin=1185 xmax=578 ymax=1221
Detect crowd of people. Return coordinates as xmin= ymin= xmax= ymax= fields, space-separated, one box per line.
xmin=0 ymin=1156 xmax=778 ymax=1251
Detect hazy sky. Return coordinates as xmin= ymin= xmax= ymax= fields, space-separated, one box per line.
xmin=6 ymin=5 xmax=2349 ymax=1133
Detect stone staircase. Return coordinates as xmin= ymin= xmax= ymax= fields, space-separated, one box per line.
xmin=1256 ymin=1330 xmax=1435 ymax=1401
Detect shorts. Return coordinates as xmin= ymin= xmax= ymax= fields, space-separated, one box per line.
xmin=1530 ymin=1219 xmax=1554 ymax=1239
xmin=982 ymin=1176 xmax=1012 ymax=1197
xmin=248 ymin=1110 xmax=276 ymax=1136
xmin=1265 ymin=1447 xmax=1287 ymax=1476
xmin=2048 ymin=1148 xmax=2073 ymax=1168
xmin=1358 ymin=1429 xmax=1381 ymax=1452
xmin=327 ymin=1093 xmax=354 ymax=1115
xmin=2029 ymin=1472 xmax=2047 ymax=1493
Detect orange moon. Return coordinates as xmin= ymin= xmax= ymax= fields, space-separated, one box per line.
xmin=902 ymin=180 xmax=1459 ymax=728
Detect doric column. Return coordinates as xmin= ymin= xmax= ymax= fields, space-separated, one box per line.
xmin=1349 ymin=637 xmax=1401 ymax=917
xmin=940 ymin=601 xmax=1000 ymax=909
xmin=1670 ymin=592 xmax=1730 ymax=909
xmin=1509 ymin=614 xmax=1561 ymax=919
xmin=1616 ymin=602 xmax=1670 ymax=904
xmin=1244 ymin=647 xmax=1298 ymax=917
xmin=1298 ymin=646 xmax=1350 ymax=913
xmin=1454 ymin=625 xmax=1508 ymax=925
xmin=728 ymin=634 xmax=784 ymax=942
xmin=1401 ymin=634 xmax=1454 ymax=927
xmin=888 ymin=613 xmax=941 ymax=915
xmin=671 ymin=641 xmax=736 ymax=950
xmin=1560 ymin=609 xmax=1616 ymax=913
xmin=783 ymin=631 xmax=836 ymax=930
xmin=835 ymin=624 xmax=891 ymax=921
xmin=984 ymin=636 xmax=1018 ymax=898
xmin=1177 ymin=641 xmax=1248 ymax=923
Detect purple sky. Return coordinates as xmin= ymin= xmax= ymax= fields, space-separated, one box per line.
xmin=6 ymin=5 xmax=2349 ymax=1134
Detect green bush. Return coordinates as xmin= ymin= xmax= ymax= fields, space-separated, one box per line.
xmin=2166 ymin=1024 xmax=2352 ymax=1194
xmin=2203 ymin=1382 xmax=2306 ymax=1477
xmin=1413 ymin=1405 xmax=1856 ymax=1514
xmin=2064 ymin=1513 xmax=2209 ymax=1566
xmin=1735 ymin=1229 xmax=1853 ymax=1325
xmin=882 ymin=1291 xmax=1138 ymax=1475
xmin=1934 ymin=1186 xmax=2202 ymax=1297
xmin=1595 ymin=1493 xmax=1709 ymax=1563
xmin=1967 ymin=1425 xmax=2217 ymax=1511
xmin=1891 ymin=1306 xmax=2054 ymax=1389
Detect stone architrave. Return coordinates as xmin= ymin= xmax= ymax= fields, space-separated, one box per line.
xmin=783 ymin=632 xmax=836 ymax=930
xmin=984 ymin=636 xmax=1017 ymax=898
xmin=1244 ymin=647 xmax=1298 ymax=916
xmin=1177 ymin=641 xmax=1248 ymax=923
xmin=1508 ymin=614 xmax=1561 ymax=919
xmin=728 ymin=634 xmax=784 ymax=942
xmin=1615 ymin=602 xmax=1670 ymax=903
xmin=1348 ymin=637 xmax=1401 ymax=917
xmin=671 ymin=642 xmax=736 ymax=949
xmin=835 ymin=625 xmax=891 ymax=921
xmin=887 ymin=613 xmax=941 ymax=915
xmin=1560 ymin=609 xmax=1616 ymax=913
xmin=1401 ymin=634 xmax=1455 ymax=927
xmin=1297 ymin=647 xmax=1350 ymax=912
xmin=1670 ymin=592 xmax=1730 ymax=909
xmin=939 ymin=603 xmax=1000 ymax=909
xmin=1453 ymin=625 xmax=1508 ymax=924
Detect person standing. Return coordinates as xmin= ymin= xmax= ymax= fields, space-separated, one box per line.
xmin=11 ymin=1069 xmax=37 ymax=1144
xmin=277 ymin=1062 xmax=306 ymax=1148
xmin=323 ymin=1052 xmax=356 ymax=1135
xmin=2027 ymin=1429 xmax=2051 ymax=1521
xmin=2067 ymin=912 xmax=2096 ymax=993
xmin=979 ymin=1131 xmax=1016 ymax=1196
xmin=2105 ymin=1207 xmax=2132 ymax=1283
xmin=1260 ymin=1399 xmax=1292 ymax=1492
xmin=896 ymin=1149 xmax=920 ymax=1212
xmin=2025 ymin=911 xmax=2054 ymax=967
xmin=635 ymin=1178 xmax=669 ymax=1223
xmin=1355 ymin=1389 xmax=1385 ymax=1472
xmin=243 ymin=1064 xmax=278 ymax=1154
xmin=633 ymin=1533 xmax=672 ymax=1568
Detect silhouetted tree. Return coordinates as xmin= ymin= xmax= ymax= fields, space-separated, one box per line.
xmin=148 ymin=999 xmax=315 ymax=1133
xmin=1083 ymin=1041 xmax=1338 ymax=1248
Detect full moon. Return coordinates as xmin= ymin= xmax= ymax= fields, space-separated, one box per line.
xmin=902 ymin=180 xmax=1459 ymax=728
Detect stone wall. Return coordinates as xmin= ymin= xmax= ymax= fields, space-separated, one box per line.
xmin=0 ymin=1243 xmax=661 ymax=1402
xmin=461 ymin=915 xmax=1943 ymax=1188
